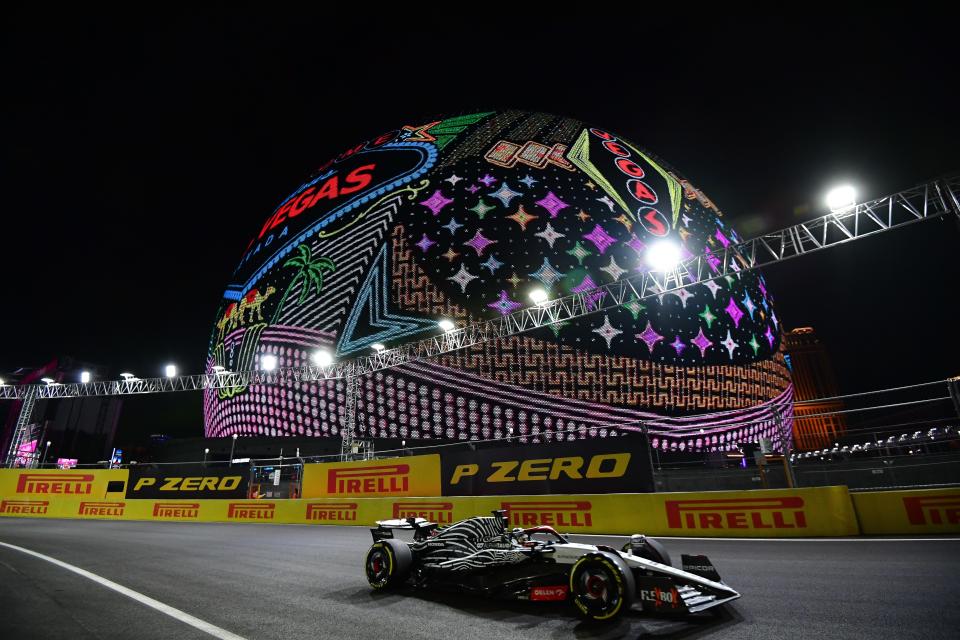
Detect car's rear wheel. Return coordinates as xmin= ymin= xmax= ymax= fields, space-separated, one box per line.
xmin=569 ymin=552 xmax=635 ymax=623
xmin=364 ymin=539 xmax=412 ymax=590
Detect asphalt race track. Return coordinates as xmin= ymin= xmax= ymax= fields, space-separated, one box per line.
xmin=0 ymin=519 xmax=958 ymax=640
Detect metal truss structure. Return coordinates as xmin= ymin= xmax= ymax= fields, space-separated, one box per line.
xmin=2 ymin=174 xmax=958 ymax=461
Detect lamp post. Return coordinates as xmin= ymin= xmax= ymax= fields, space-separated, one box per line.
xmin=41 ymin=440 xmax=51 ymax=467
xmin=203 ymin=447 xmax=209 ymax=467
xmin=229 ymin=434 xmax=238 ymax=466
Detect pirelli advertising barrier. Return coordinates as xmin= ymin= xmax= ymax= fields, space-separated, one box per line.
xmin=441 ymin=439 xmax=654 ymax=495
xmin=852 ymin=488 xmax=960 ymax=535
xmin=299 ymin=439 xmax=654 ymax=499
xmin=125 ymin=466 xmax=248 ymax=499
xmin=0 ymin=486 xmax=859 ymax=537
xmin=0 ymin=468 xmax=128 ymax=499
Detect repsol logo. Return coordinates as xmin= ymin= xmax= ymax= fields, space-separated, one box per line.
xmin=16 ymin=473 xmax=94 ymax=495
xmin=638 ymin=587 xmax=681 ymax=608
xmin=79 ymin=502 xmax=125 ymax=517
xmin=133 ymin=476 xmax=243 ymax=493
xmin=450 ymin=454 xmax=630 ymax=485
xmin=502 ymin=501 xmax=593 ymax=528
xmin=227 ymin=503 xmax=275 ymax=520
xmin=152 ymin=502 xmax=200 ymax=519
xmin=306 ymin=502 xmax=358 ymax=522
xmin=903 ymin=495 xmax=960 ymax=525
xmin=392 ymin=501 xmax=453 ymax=524
xmin=0 ymin=499 xmax=49 ymax=515
xmin=665 ymin=497 xmax=807 ymax=530
xmin=328 ymin=464 xmax=409 ymax=495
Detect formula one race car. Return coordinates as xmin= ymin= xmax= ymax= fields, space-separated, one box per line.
xmin=364 ymin=510 xmax=739 ymax=622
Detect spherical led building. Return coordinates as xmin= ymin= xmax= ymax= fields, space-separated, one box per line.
xmin=204 ymin=111 xmax=793 ymax=452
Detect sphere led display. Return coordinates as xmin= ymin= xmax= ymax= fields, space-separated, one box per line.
xmin=205 ymin=111 xmax=793 ymax=452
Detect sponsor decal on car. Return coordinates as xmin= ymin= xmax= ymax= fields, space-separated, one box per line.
xmin=152 ymin=502 xmax=200 ymax=519
xmin=530 ymin=585 xmax=568 ymax=601
xmin=16 ymin=473 xmax=94 ymax=495
xmin=227 ymin=502 xmax=275 ymax=520
xmin=665 ymin=497 xmax=806 ymax=530
xmin=0 ymin=499 xmax=49 ymax=515
xmin=306 ymin=502 xmax=358 ymax=522
xmin=638 ymin=586 xmax=681 ymax=608
xmin=501 ymin=501 xmax=593 ymax=527
xmin=78 ymin=501 xmax=125 ymax=517
xmin=903 ymin=495 xmax=960 ymax=525
xmin=392 ymin=501 xmax=453 ymax=524
xmin=328 ymin=464 xmax=410 ymax=495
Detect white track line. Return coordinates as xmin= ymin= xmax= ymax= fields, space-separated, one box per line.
xmin=571 ymin=534 xmax=960 ymax=542
xmin=0 ymin=541 xmax=247 ymax=640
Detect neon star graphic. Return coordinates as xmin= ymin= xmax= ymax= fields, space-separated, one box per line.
xmin=466 ymin=184 xmax=480 ymax=194
xmin=585 ymin=180 xmax=597 ymax=190
xmin=748 ymin=335 xmax=761 ymax=355
xmin=566 ymin=241 xmax=593 ymax=265
xmin=600 ymin=256 xmax=626 ymax=281
xmin=624 ymin=299 xmax=646 ymax=320
xmin=613 ymin=214 xmax=633 ymax=232
xmin=596 ymin=195 xmax=615 ymax=211
xmin=535 ymin=191 xmax=570 ymax=218
xmin=442 ymin=217 xmax=463 ymax=234
xmin=670 ymin=335 xmax=687 ymax=355
xmin=534 ymin=222 xmax=565 ymax=248
xmin=447 ymin=264 xmax=478 ymax=292
xmin=764 ymin=325 xmax=776 ymax=347
xmin=698 ymin=305 xmax=717 ymax=328
xmin=506 ymin=205 xmax=538 ymax=231
xmin=467 ymin=199 xmax=496 ymax=219
xmin=720 ymin=330 xmax=739 ymax=358
xmin=637 ymin=322 xmax=664 ymax=352
xmin=506 ymin=272 xmax=523 ymax=288
xmin=583 ymin=224 xmax=616 ymax=254
xmin=416 ymin=234 xmax=435 ymax=252
xmin=487 ymin=290 xmax=522 ymax=315
xmin=481 ymin=254 xmax=503 ymax=274
xmin=529 ymin=258 xmax=565 ymax=290
xmin=489 ymin=182 xmax=522 ymax=207
xmin=724 ymin=298 xmax=744 ymax=328
xmin=444 ymin=173 xmax=463 ymax=186
xmin=593 ymin=315 xmax=622 ymax=348
xmin=441 ymin=248 xmax=460 ymax=262
xmin=577 ymin=210 xmax=591 ymax=222
xmin=572 ymin=275 xmax=605 ymax=310
xmin=742 ymin=293 xmax=757 ymax=319
xmin=419 ymin=190 xmax=453 ymax=215
xmin=673 ymin=288 xmax=694 ymax=308
xmin=715 ymin=230 xmax=731 ymax=248
xmin=626 ymin=235 xmax=646 ymax=256
xmin=703 ymin=279 xmax=722 ymax=298
xmin=478 ymin=173 xmax=497 ymax=187
xmin=691 ymin=327 xmax=713 ymax=357
xmin=681 ymin=213 xmax=692 ymax=227
xmin=519 ymin=174 xmax=538 ymax=188
xmin=464 ymin=230 xmax=496 ymax=256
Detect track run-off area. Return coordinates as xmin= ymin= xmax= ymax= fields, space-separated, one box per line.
xmin=0 ymin=519 xmax=958 ymax=640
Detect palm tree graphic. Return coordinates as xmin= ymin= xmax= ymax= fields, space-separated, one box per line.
xmin=271 ymin=244 xmax=336 ymax=323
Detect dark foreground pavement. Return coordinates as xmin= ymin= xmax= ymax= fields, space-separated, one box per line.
xmin=1 ymin=518 xmax=958 ymax=640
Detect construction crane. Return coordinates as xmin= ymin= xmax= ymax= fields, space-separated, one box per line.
xmin=2 ymin=175 xmax=958 ymax=463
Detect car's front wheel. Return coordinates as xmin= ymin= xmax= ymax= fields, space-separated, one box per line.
xmin=569 ymin=552 xmax=635 ymax=623
xmin=364 ymin=539 xmax=412 ymax=590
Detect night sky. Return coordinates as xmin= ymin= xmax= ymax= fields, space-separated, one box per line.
xmin=3 ymin=10 xmax=958 ymax=442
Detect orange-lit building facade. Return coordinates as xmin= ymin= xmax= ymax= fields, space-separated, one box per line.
xmin=783 ymin=327 xmax=846 ymax=450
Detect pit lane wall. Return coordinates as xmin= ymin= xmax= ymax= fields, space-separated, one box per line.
xmin=0 ymin=469 xmax=956 ymax=535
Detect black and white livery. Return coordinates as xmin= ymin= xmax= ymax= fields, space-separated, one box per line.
xmin=364 ymin=510 xmax=739 ymax=622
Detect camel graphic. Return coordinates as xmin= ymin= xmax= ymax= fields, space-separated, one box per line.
xmin=217 ymin=286 xmax=276 ymax=338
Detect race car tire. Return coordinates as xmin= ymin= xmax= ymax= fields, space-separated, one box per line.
xmin=622 ymin=536 xmax=672 ymax=568
xmin=364 ymin=539 xmax=412 ymax=590
xmin=569 ymin=552 xmax=636 ymax=623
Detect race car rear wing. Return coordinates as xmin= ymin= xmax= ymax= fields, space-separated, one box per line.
xmin=371 ymin=517 xmax=439 ymax=542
